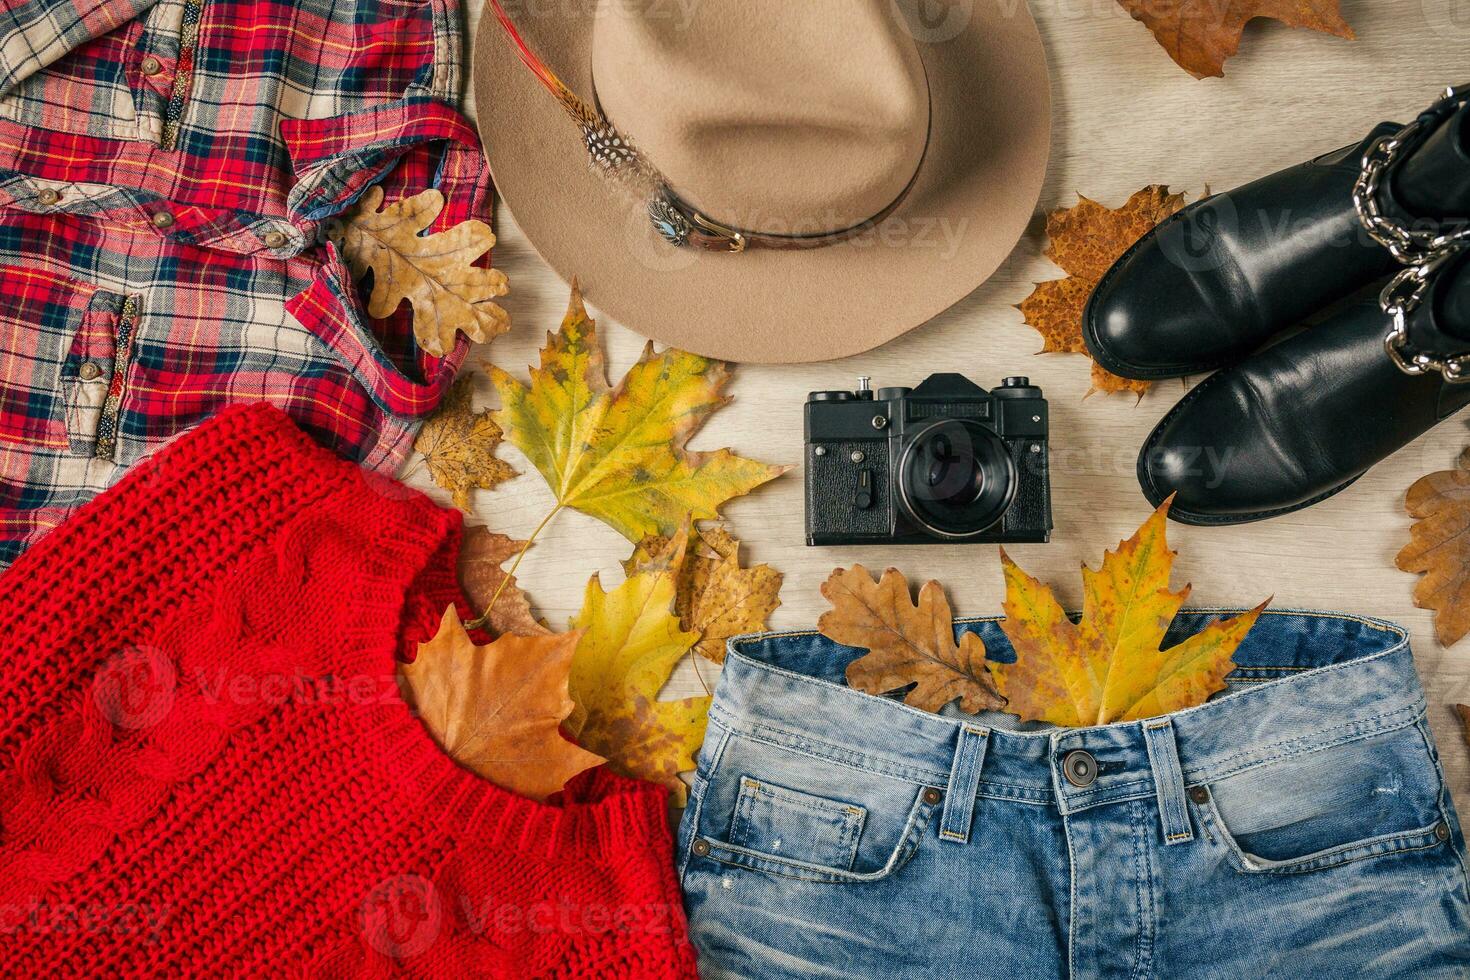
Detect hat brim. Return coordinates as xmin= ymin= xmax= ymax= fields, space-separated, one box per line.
xmin=473 ymin=0 xmax=1052 ymax=364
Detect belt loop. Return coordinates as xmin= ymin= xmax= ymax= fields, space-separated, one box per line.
xmin=1142 ymin=719 xmax=1194 ymax=846
xmin=939 ymin=725 xmax=989 ymax=844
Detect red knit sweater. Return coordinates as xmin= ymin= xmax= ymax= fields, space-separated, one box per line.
xmin=0 ymin=404 xmax=698 ymax=978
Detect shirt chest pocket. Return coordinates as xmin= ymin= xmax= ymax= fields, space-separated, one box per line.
xmin=0 ymin=266 xmax=135 ymax=458
xmin=0 ymin=0 xmax=205 ymax=148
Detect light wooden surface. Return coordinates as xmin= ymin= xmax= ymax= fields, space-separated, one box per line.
xmin=432 ymin=0 xmax=1470 ymax=801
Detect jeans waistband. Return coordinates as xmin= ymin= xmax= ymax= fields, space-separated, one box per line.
xmin=711 ymin=610 xmax=1426 ymax=817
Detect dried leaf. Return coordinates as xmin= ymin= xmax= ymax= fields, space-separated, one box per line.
xmin=412 ymin=375 xmax=516 ymax=511
xmin=624 ymin=524 xmax=783 ymax=663
xmin=337 ymin=186 xmax=510 ymax=357
xmin=990 ymin=498 xmax=1268 ymax=726
xmin=1116 ymin=0 xmax=1353 ymax=79
xmin=457 ymin=525 xmax=548 ymax=637
xmin=1396 ymin=447 xmax=1470 ymax=646
xmin=1018 ymin=186 xmax=1188 ymax=397
xmin=818 ymin=565 xmax=1004 ymax=714
xmin=1457 ymin=705 xmax=1470 ymax=748
xmin=490 ymin=282 xmax=788 ymax=543
xmin=567 ymin=548 xmax=710 ymax=801
xmin=400 ymin=606 xmax=604 ymax=801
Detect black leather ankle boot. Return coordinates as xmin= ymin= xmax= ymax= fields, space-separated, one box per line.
xmin=1137 ymin=249 xmax=1470 ymax=525
xmin=1083 ymin=90 xmax=1470 ymax=381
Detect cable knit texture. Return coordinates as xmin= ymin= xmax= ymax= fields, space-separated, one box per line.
xmin=0 ymin=403 xmax=698 ymax=979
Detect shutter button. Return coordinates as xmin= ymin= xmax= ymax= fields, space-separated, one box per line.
xmin=1062 ymin=750 xmax=1098 ymax=788
xmin=78 ymin=361 xmax=102 ymax=381
xmin=140 ymin=56 xmax=163 ymax=77
xmin=36 ymin=189 xmax=60 ymax=206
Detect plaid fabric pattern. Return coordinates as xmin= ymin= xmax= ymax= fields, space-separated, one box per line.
xmin=0 ymin=0 xmax=488 ymax=566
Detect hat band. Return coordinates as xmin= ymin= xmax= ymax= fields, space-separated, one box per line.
xmin=489 ymin=0 xmax=926 ymax=253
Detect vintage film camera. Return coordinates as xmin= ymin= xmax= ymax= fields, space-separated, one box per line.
xmin=804 ymin=374 xmax=1051 ymax=545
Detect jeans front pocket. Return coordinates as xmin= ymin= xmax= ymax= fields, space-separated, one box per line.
xmin=1200 ymin=718 xmax=1454 ymax=875
xmin=686 ymin=729 xmax=942 ymax=885
xmin=729 ymin=777 xmax=867 ymax=872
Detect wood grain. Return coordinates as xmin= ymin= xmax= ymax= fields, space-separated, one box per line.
xmin=440 ymin=0 xmax=1470 ymax=799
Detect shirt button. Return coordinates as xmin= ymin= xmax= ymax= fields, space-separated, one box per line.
xmin=36 ymin=188 xmax=61 ymax=206
xmin=1062 ymin=750 xmax=1098 ymax=788
xmin=263 ymin=231 xmax=288 ymax=249
xmin=140 ymin=56 xmax=163 ymax=76
xmin=78 ymin=361 xmax=103 ymax=381
xmin=151 ymin=211 xmax=175 ymax=229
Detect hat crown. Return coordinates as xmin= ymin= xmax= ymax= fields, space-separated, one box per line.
xmin=591 ymin=0 xmax=930 ymax=236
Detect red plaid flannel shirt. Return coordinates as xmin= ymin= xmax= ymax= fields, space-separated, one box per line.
xmin=0 ymin=0 xmax=487 ymax=565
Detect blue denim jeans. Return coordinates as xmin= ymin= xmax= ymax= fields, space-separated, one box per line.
xmin=678 ymin=610 xmax=1470 ymax=978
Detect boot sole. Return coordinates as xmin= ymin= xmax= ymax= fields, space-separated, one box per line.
xmin=1136 ymin=370 xmax=1366 ymax=526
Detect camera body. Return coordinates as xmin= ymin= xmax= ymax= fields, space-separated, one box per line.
xmin=804 ymin=374 xmax=1051 ymax=546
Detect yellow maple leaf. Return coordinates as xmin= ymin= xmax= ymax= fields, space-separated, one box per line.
xmin=567 ymin=548 xmax=710 ymax=801
xmin=336 ymin=186 xmax=510 ymax=357
xmin=489 ymin=282 xmax=788 ymax=543
xmin=400 ymin=606 xmax=604 ymax=802
xmin=623 ymin=523 xmax=783 ymax=663
xmin=1017 ymin=186 xmax=1188 ymax=398
xmin=990 ymin=499 xmax=1268 ymax=726
xmin=412 ymin=375 xmax=516 ymax=511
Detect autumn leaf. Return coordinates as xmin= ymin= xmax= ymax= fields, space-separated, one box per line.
xmin=412 ymin=375 xmax=516 ymax=511
xmin=818 ymin=565 xmax=1004 ymax=714
xmin=1396 ymin=447 xmax=1470 ymax=646
xmin=490 ymin=282 xmax=788 ymax=543
xmin=567 ymin=548 xmax=710 ymax=800
xmin=400 ymin=606 xmax=604 ymax=801
xmin=457 ymin=525 xmax=548 ymax=637
xmin=624 ymin=524 xmax=783 ymax=663
xmin=1116 ymin=0 xmax=1353 ymax=79
xmin=336 ymin=185 xmax=510 ymax=357
xmin=1019 ymin=186 xmax=1188 ymax=397
xmin=991 ymin=498 xmax=1268 ymax=726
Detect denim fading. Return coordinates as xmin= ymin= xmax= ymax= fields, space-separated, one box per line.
xmin=678 ymin=610 xmax=1470 ymax=979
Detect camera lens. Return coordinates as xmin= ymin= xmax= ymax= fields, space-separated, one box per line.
xmin=897 ymin=420 xmax=1015 ymax=539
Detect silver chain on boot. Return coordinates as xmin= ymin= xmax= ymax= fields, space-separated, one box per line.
xmin=1354 ymin=85 xmax=1470 ymax=381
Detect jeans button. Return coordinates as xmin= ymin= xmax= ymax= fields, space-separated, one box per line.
xmin=922 ymin=787 xmax=943 ymax=805
xmin=1188 ymin=786 xmax=1209 ymax=805
xmin=691 ymin=839 xmax=711 ymax=857
xmin=1062 ymin=750 xmax=1098 ymax=788
xmin=1436 ymin=822 xmax=1451 ymax=842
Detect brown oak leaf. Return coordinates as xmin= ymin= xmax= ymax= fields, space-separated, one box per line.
xmin=1116 ymin=0 xmax=1354 ymax=79
xmin=1397 ymin=447 xmax=1470 ymax=646
xmin=624 ymin=523 xmax=783 ymax=663
xmin=413 ymin=374 xmax=516 ymax=511
xmin=1018 ymin=186 xmax=1188 ymax=397
xmin=336 ymin=185 xmax=510 ymax=357
xmin=818 ymin=565 xmax=1004 ymax=714
xmin=400 ymin=606 xmax=604 ymax=802
xmin=457 ymin=524 xmax=548 ymax=637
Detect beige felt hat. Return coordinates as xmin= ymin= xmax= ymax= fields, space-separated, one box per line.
xmin=473 ymin=0 xmax=1052 ymax=364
